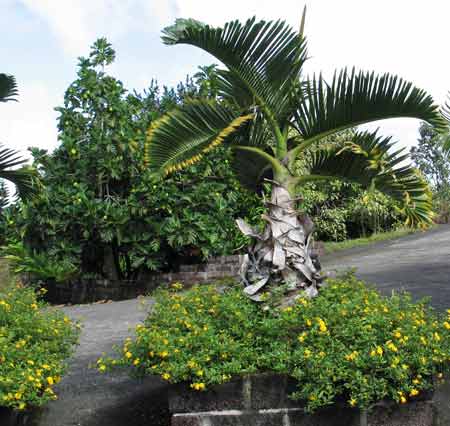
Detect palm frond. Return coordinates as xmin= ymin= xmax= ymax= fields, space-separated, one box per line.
xmin=231 ymin=147 xmax=273 ymax=193
xmin=0 ymin=74 xmax=18 ymax=103
xmin=1 ymin=168 xmax=36 ymax=199
xmin=145 ymin=99 xmax=253 ymax=174
xmin=291 ymin=69 xmax=447 ymax=157
xmin=162 ymin=17 xmax=308 ymax=118
xmin=0 ymin=144 xmax=36 ymax=199
xmin=302 ymin=131 xmax=433 ymax=226
xmin=442 ymin=93 xmax=450 ymax=153
xmin=443 ymin=92 xmax=450 ymax=122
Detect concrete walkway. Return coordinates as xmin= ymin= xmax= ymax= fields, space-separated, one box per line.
xmin=37 ymin=226 xmax=450 ymax=426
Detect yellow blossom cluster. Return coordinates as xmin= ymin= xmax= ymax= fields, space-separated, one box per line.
xmin=98 ymin=276 xmax=450 ymax=414
xmin=0 ymin=284 xmax=79 ymax=410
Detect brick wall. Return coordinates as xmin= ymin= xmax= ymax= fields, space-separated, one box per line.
xmin=44 ymin=255 xmax=241 ymax=305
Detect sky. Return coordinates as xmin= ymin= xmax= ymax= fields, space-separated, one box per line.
xmin=1 ymin=0 xmax=449 ymax=163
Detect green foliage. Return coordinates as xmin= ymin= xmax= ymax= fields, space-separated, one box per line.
xmin=146 ymin=16 xmax=445 ymax=227
xmin=4 ymin=39 xmax=260 ymax=283
xmin=411 ymin=123 xmax=450 ymax=222
xmin=295 ymin=130 xmax=403 ymax=241
xmin=1 ymin=241 xmax=77 ymax=283
xmin=0 ymin=74 xmax=36 ymax=200
xmin=0 ymin=283 xmax=80 ymax=410
xmin=100 ymin=274 xmax=450 ymax=411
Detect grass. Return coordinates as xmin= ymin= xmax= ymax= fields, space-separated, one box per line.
xmin=322 ymin=227 xmax=418 ymax=255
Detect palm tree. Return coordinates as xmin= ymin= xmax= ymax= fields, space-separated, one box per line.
xmin=144 ymin=14 xmax=447 ymax=301
xmin=0 ymin=73 xmax=35 ymax=199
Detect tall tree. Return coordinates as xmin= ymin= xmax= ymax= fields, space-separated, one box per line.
xmin=12 ymin=39 xmax=260 ymax=282
xmin=411 ymin=123 xmax=450 ymax=191
xmin=0 ymin=74 xmax=35 ymax=199
xmin=144 ymin=15 xmax=446 ymax=300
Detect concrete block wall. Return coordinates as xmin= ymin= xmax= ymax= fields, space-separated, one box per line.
xmin=169 ymin=374 xmax=436 ymax=426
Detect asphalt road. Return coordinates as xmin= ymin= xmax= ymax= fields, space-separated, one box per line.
xmin=322 ymin=225 xmax=450 ymax=311
xmin=35 ymin=225 xmax=450 ymax=426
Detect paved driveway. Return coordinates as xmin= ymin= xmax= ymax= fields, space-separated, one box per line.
xmin=37 ymin=225 xmax=450 ymax=425
xmin=322 ymin=225 xmax=450 ymax=311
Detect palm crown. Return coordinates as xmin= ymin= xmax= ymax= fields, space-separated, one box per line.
xmin=145 ymin=16 xmax=446 ymax=227
xmin=145 ymin=15 xmax=448 ymax=299
xmin=0 ymin=73 xmax=35 ymax=200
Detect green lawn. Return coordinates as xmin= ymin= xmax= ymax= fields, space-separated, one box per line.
xmin=322 ymin=228 xmax=418 ymax=255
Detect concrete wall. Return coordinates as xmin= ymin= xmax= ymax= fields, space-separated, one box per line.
xmin=169 ymin=373 xmax=440 ymax=426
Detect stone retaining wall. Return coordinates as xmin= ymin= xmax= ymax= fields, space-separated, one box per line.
xmin=169 ymin=373 xmax=435 ymax=426
xmin=44 ymin=255 xmax=241 ymax=305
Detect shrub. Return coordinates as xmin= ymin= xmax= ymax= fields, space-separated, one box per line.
xmin=0 ymin=283 xmax=80 ymax=410
xmin=100 ymin=274 xmax=450 ymax=412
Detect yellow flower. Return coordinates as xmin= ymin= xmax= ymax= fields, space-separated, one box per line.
xmin=349 ymin=398 xmax=357 ymax=407
xmin=386 ymin=341 xmax=398 ymax=352
xmin=317 ymin=318 xmax=327 ymax=333
xmin=196 ymin=370 xmax=204 ymax=377
xmin=410 ymin=389 xmax=419 ymax=397
xmin=306 ymin=319 xmax=312 ymax=327
xmin=297 ymin=332 xmax=307 ymax=343
xmin=159 ymin=351 xmax=169 ymax=358
xmin=133 ymin=358 xmax=140 ymax=366
xmin=376 ymin=346 xmax=383 ymax=356
xmin=304 ymin=349 xmax=311 ymax=358
xmin=190 ymin=382 xmax=205 ymax=391
xmin=443 ymin=321 xmax=450 ymax=330
xmin=162 ymin=373 xmax=171 ymax=380
xmin=99 ymin=365 xmax=106 ymax=372
xmin=125 ymin=351 xmax=132 ymax=359
xmin=345 ymin=351 xmax=358 ymax=362
xmin=14 ymin=392 xmax=22 ymax=400
xmin=18 ymin=402 xmax=26 ymax=410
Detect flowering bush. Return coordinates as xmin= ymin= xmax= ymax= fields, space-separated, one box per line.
xmin=0 ymin=284 xmax=80 ymax=410
xmin=100 ymin=274 xmax=450 ymax=412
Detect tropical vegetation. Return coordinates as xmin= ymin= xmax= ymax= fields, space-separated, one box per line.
xmin=411 ymin=123 xmax=450 ymax=223
xmin=0 ymin=40 xmax=261 ymax=284
xmin=144 ymin=15 xmax=447 ymax=300
xmin=0 ymin=282 xmax=79 ymax=410
xmin=0 ymin=74 xmax=35 ymax=200
xmin=99 ymin=273 xmax=450 ymax=412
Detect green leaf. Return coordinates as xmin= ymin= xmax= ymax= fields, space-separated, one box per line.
xmin=161 ymin=17 xmax=307 ymax=118
xmin=291 ymin=69 xmax=447 ymax=155
xmin=0 ymin=74 xmax=18 ymax=103
xmin=145 ymin=99 xmax=253 ymax=173
xmin=301 ymin=131 xmax=433 ymax=226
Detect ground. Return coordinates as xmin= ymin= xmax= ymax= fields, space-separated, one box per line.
xmin=36 ymin=225 xmax=450 ymax=426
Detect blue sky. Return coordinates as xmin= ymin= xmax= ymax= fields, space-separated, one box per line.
xmin=2 ymin=0 xmax=449 ymax=162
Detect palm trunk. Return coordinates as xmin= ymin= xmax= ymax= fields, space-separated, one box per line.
xmin=236 ymin=181 xmax=323 ymax=304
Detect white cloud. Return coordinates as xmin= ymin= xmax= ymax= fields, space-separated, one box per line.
xmin=0 ymin=82 xmax=60 ymax=159
xmin=13 ymin=0 xmax=450 ymax=154
xmin=19 ymin=0 xmax=177 ymax=57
